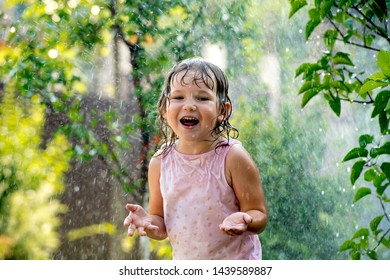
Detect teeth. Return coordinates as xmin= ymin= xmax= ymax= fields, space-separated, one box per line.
xmin=180 ymin=117 xmax=199 ymax=126
xmin=182 ymin=117 xmax=197 ymax=121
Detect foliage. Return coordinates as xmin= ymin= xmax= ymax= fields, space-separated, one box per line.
xmin=121 ymin=232 xmax=172 ymax=260
xmin=233 ymin=95 xmax=349 ymax=259
xmin=67 ymin=222 xmax=116 ymax=241
xmin=0 ymin=84 xmax=70 ymax=259
xmin=289 ymin=0 xmax=390 ymax=259
xmin=0 ymin=0 xmax=253 ymax=258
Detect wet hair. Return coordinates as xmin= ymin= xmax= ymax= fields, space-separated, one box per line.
xmin=156 ymin=57 xmax=239 ymax=156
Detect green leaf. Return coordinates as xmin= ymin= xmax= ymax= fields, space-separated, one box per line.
xmin=298 ymin=81 xmax=318 ymax=94
xmin=359 ymin=80 xmax=388 ymax=94
xmin=372 ymin=91 xmax=390 ymax=115
xmin=295 ymin=63 xmax=315 ymax=78
xmin=382 ymin=237 xmax=390 ymax=248
xmin=351 ymin=251 xmax=361 ymax=260
xmin=358 ymin=134 xmax=374 ymax=148
xmin=301 ymin=89 xmax=320 ymax=108
xmin=372 ymin=91 xmax=390 ymax=132
xmin=378 ymin=50 xmax=390 ymax=77
xmin=367 ymin=71 xmax=386 ymax=81
xmin=370 ymin=0 xmax=387 ymax=22
xmin=369 ymin=215 xmax=384 ymax=234
xmin=338 ymin=0 xmax=348 ymax=7
xmin=352 ymin=228 xmax=369 ymax=239
xmin=381 ymin=162 xmax=390 ymax=181
xmin=339 ymin=240 xmax=356 ymax=252
xmin=364 ymin=33 xmax=375 ymax=46
xmin=330 ymin=80 xmax=349 ymax=91
xmin=375 ymin=180 xmax=387 ymax=196
xmin=323 ymin=29 xmax=338 ymax=49
xmin=333 ymin=52 xmax=354 ymax=66
xmin=320 ymin=1 xmax=334 ymax=19
xmin=289 ymin=0 xmax=308 ymax=18
xmin=367 ymin=250 xmax=378 ymax=260
xmin=350 ymin=160 xmax=365 ymax=185
xmin=342 ymin=147 xmax=368 ymax=162
xmin=352 ymin=187 xmax=371 ymax=203
xmin=378 ymin=111 xmax=390 ymax=134
xmin=306 ymin=8 xmax=321 ymax=39
xmin=385 ymin=98 xmax=390 ymax=111
xmin=377 ymin=142 xmax=390 ymax=156
xmin=370 ymin=147 xmax=378 ymax=158
xmin=328 ymin=95 xmax=341 ymax=117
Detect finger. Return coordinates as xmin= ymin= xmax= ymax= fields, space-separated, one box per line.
xmin=127 ymin=223 xmax=136 ymax=236
xmin=147 ymin=224 xmax=159 ymax=231
xmin=231 ymin=229 xmax=244 ymax=235
xmin=125 ymin=204 xmax=139 ymax=212
xmin=220 ymin=225 xmax=232 ymax=233
xmin=243 ymin=214 xmax=253 ymax=224
xmin=123 ymin=215 xmax=133 ymax=227
xmin=138 ymin=226 xmax=147 ymax=236
xmin=224 ymin=230 xmax=235 ymax=236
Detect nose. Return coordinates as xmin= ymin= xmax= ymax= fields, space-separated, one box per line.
xmin=183 ymin=98 xmax=197 ymax=111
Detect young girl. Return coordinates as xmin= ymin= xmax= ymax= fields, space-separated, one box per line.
xmin=124 ymin=57 xmax=267 ymax=260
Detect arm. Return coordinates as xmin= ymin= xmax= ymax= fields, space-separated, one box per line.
xmin=146 ymin=155 xmax=167 ymax=240
xmin=221 ymin=144 xmax=268 ymax=235
xmin=123 ymin=155 xmax=167 ymax=240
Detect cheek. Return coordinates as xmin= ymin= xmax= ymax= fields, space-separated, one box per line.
xmin=163 ymin=101 xmax=173 ymax=119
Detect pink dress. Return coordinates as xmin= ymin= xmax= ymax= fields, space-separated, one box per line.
xmin=159 ymin=139 xmax=262 ymax=260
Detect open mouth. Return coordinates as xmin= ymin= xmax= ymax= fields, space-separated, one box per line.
xmin=180 ymin=117 xmax=199 ymax=127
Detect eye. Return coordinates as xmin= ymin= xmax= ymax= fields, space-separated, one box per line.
xmin=169 ymin=94 xmax=184 ymax=100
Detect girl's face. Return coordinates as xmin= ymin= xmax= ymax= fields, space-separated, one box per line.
xmin=164 ymin=71 xmax=225 ymax=147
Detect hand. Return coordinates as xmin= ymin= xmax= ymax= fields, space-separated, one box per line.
xmin=123 ymin=204 xmax=159 ymax=236
xmin=219 ymin=212 xmax=253 ymax=236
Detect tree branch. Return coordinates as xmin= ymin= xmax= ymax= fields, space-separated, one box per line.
xmin=326 ymin=15 xmax=381 ymax=52
xmin=350 ymin=5 xmax=390 ymax=44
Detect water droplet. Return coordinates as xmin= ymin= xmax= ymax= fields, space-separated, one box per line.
xmin=91 ymin=5 xmax=100 ymax=16
xmin=48 ymin=49 xmax=58 ymax=59
xmin=53 ymin=14 xmax=62 ymax=23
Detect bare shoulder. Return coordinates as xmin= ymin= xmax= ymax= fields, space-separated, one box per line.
xmin=225 ymin=142 xmax=260 ymax=186
xmin=226 ymin=142 xmax=257 ymax=169
xmin=149 ymin=153 xmax=162 ymax=172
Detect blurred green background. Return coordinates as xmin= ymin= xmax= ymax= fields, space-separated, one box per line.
xmin=0 ymin=0 xmax=389 ymax=260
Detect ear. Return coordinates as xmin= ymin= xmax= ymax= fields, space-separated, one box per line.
xmin=217 ymin=101 xmax=231 ymax=122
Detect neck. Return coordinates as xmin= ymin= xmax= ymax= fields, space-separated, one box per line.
xmin=175 ymin=138 xmax=222 ymax=155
